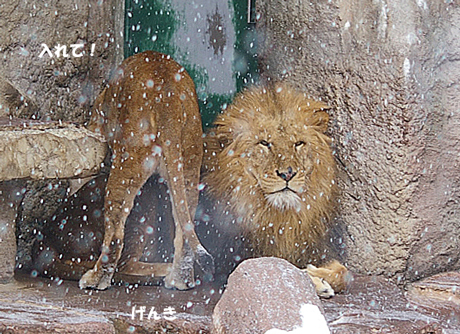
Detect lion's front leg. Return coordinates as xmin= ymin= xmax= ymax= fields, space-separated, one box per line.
xmin=303 ymin=260 xmax=351 ymax=298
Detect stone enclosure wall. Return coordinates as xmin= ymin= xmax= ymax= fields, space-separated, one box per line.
xmin=257 ymin=0 xmax=460 ymax=281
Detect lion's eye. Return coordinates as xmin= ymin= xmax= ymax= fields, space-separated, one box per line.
xmin=259 ymin=140 xmax=271 ymax=147
xmin=295 ymin=141 xmax=305 ymax=148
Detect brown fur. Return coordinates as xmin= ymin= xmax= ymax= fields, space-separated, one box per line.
xmin=203 ymin=83 xmax=348 ymax=294
xmin=77 ymin=50 xmax=213 ymax=290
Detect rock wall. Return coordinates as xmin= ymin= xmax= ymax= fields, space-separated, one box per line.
xmin=0 ymin=1 xmax=122 ymax=270
xmin=0 ymin=0 xmax=124 ymax=122
xmin=257 ymin=0 xmax=460 ymax=281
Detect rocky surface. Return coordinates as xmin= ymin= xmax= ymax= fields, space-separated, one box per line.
xmin=212 ymin=257 xmax=328 ymax=334
xmin=323 ymin=275 xmax=454 ymax=333
xmin=407 ymin=271 xmax=460 ymax=331
xmin=15 ymin=179 xmax=70 ymax=271
xmin=0 ymin=77 xmax=39 ymax=118
xmin=0 ymin=273 xmax=217 ymax=334
xmin=0 ymin=182 xmax=23 ymax=283
xmin=257 ymin=0 xmax=460 ymax=282
xmin=1 ymin=268 xmax=459 ymax=333
xmin=0 ymin=1 xmax=123 ymax=123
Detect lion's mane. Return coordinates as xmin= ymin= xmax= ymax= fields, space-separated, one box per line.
xmin=203 ymin=83 xmax=337 ymax=267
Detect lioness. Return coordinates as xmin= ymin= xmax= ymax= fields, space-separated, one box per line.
xmin=202 ymin=83 xmax=349 ymax=297
xmin=78 ymin=50 xmax=214 ymax=290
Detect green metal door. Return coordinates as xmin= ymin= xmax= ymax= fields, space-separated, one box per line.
xmin=125 ymin=0 xmax=258 ymax=127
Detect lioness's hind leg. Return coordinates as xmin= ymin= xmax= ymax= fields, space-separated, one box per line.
xmin=152 ymin=84 xmax=213 ymax=289
xmin=182 ymin=120 xmax=214 ymax=280
xmin=161 ymin=155 xmax=214 ymax=289
xmin=79 ymin=147 xmax=158 ymax=290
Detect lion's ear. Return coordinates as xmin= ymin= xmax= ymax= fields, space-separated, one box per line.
xmin=212 ymin=124 xmax=233 ymax=148
xmin=217 ymin=133 xmax=232 ymax=148
xmin=307 ymin=102 xmax=331 ymax=133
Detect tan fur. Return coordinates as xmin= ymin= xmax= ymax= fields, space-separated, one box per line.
xmin=308 ymin=276 xmax=334 ymax=299
xmin=203 ymin=83 xmax=348 ymax=294
xmin=78 ymin=50 xmax=214 ymax=290
xmin=304 ymin=260 xmax=352 ymax=298
xmin=306 ymin=260 xmax=351 ymax=293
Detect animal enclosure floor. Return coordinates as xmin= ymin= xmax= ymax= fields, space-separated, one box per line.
xmin=0 ymin=272 xmax=222 ymax=333
xmin=0 ymin=271 xmax=459 ymax=333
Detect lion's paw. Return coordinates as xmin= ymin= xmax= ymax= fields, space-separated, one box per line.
xmin=311 ymin=276 xmax=335 ymax=299
xmin=79 ymin=268 xmax=113 ymax=290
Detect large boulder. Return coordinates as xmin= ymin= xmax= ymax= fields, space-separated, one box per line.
xmin=212 ymin=257 xmax=330 ymax=334
xmin=257 ymin=0 xmax=460 ymax=281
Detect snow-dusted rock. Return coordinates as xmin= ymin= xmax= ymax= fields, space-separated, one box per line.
xmin=212 ymin=257 xmax=329 ymax=334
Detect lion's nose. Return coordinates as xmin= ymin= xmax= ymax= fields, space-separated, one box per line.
xmin=276 ymin=167 xmax=297 ymax=182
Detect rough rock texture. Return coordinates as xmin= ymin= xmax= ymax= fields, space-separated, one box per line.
xmin=257 ymin=0 xmax=460 ymax=281
xmin=0 ymin=118 xmax=107 ymax=180
xmin=2 ymin=270 xmax=459 ymax=333
xmin=212 ymin=257 xmax=328 ymax=334
xmin=15 ymin=179 xmax=69 ymax=271
xmin=323 ymin=274 xmax=458 ymax=333
xmin=0 ymin=77 xmax=39 ymax=118
xmin=407 ymin=271 xmax=460 ymax=330
xmin=0 ymin=1 xmax=123 ymax=122
xmin=0 ymin=274 xmax=216 ymax=334
xmin=0 ymin=182 xmax=23 ymax=283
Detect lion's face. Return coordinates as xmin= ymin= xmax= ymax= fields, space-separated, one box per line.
xmin=205 ymin=83 xmax=334 ymax=214
xmin=240 ymin=119 xmax=317 ymax=212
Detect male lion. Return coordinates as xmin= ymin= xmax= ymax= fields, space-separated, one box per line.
xmin=77 ymin=50 xmax=214 ymax=290
xmin=202 ymin=83 xmax=349 ymax=297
